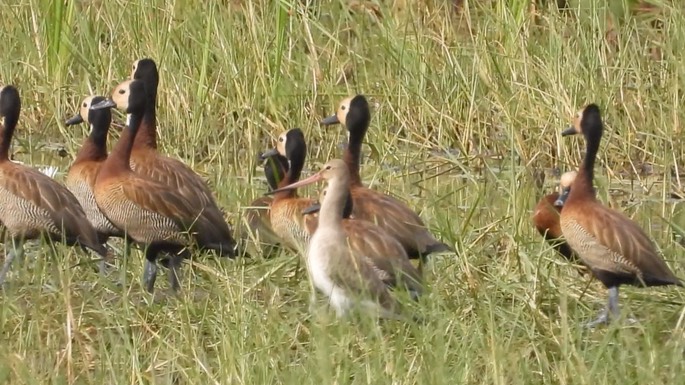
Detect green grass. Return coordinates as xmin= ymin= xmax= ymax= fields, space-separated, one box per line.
xmin=1 ymin=0 xmax=685 ymax=383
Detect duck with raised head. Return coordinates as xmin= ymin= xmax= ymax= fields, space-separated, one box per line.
xmin=321 ymin=95 xmax=451 ymax=261
xmin=0 ymin=85 xmax=109 ymax=285
xmin=301 ymin=187 xmax=424 ymax=300
xmin=268 ymin=159 xmax=411 ymax=319
xmin=260 ymin=128 xmax=318 ymax=251
xmin=560 ymin=103 xmax=682 ymax=327
xmin=128 ymin=58 xmax=237 ymax=256
xmin=65 ymin=96 xmax=126 ymax=246
xmin=240 ymin=153 xmax=290 ymax=252
xmin=90 ymin=79 xmax=237 ymax=293
xmin=532 ymin=170 xmax=586 ymax=275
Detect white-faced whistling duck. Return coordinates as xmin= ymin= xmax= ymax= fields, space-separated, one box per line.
xmin=321 ymin=95 xmax=452 ymax=261
xmin=0 ymin=85 xmax=109 ymax=285
xmin=240 ymin=152 xmax=290 ymax=253
xmin=532 ymin=170 xmax=587 ymax=275
xmin=560 ymin=103 xmax=682 ymax=327
xmin=128 ymin=58 xmax=238 ymax=257
xmin=65 ymin=96 xmax=126 ymax=246
xmin=90 ymin=79 xmax=237 ymax=293
xmin=260 ymin=128 xmax=318 ymax=251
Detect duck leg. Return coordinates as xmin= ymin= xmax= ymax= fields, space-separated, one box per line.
xmin=166 ymin=249 xmax=188 ymax=292
xmin=143 ymin=245 xmax=161 ymax=293
xmin=585 ymin=286 xmax=620 ymax=328
xmin=0 ymin=239 xmax=25 ymax=287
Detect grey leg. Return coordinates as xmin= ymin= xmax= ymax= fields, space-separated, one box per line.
xmin=585 ymin=286 xmax=619 ymax=328
xmin=143 ymin=260 xmax=158 ymax=293
xmin=607 ymin=286 xmax=620 ymax=319
xmin=166 ymin=252 xmax=186 ymax=292
xmin=0 ymin=239 xmax=25 ymax=287
xmin=97 ymin=254 xmax=109 ymax=277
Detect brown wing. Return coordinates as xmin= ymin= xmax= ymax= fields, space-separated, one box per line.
xmin=351 ymin=186 xmax=445 ymax=257
xmin=131 ymin=149 xmax=217 ymax=208
xmin=0 ymin=163 xmax=102 ymax=251
xmin=563 ymin=202 xmax=680 ymax=284
xmin=330 ymin=246 xmax=399 ymax=314
xmin=120 ymin=175 xmax=204 ymax=230
xmin=240 ymin=197 xmax=282 ymax=246
xmin=344 ymin=219 xmax=423 ymax=294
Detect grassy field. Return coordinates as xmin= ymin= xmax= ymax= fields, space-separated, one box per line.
xmin=0 ymin=0 xmax=684 ymax=383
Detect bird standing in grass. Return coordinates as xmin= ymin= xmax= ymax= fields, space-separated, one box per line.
xmin=90 ymin=79 xmax=236 ymax=293
xmin=65 ymin=96 xmax=126 ymax=246
xmin=269 ymin=159 xmax=412 ymax=320
xmin=127 ymin=58 xmax=238 ymax=258
xmin=260 ymin=128 xmax=318 ymax=252
xmin=0 ymin=85 xmax=109 ymax=286
xmin=560 ymin=103 xmax=682 ymax=327
xmin=532 ymin=170 xmax=587 ymax=275
xmin=321 ymin=95 xmax=452 ymax=261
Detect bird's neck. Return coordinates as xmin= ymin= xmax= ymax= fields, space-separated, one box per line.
xmin=318 ymin=179 xmax=348 ymax=230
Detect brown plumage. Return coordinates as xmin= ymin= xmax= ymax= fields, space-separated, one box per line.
xmin=262 ymin=128 xmax=318 ymax=251
xmin=0 ymin=85 xmax=108 ymax=285
xmin=321 ymin=95 xmax=452 ymax=260
xmin=303 ymin=187 xmax=423 ymax=299
xmin=268 ymin=159 xmax=416 ymax=320
xmin=90 ymin=80 xmax=236 ymax=293
xmin=65 ymin=96 xmax=125 ymax=244
xmin=128 ymin=59 xmax=236 ymax=255
xmin=239 ymin=153 xmax=289 ymax=252
xmin=532 ymin=170 xmax=586 ymax=275
xmin=560 ymin=103 xmax=682 ymax=327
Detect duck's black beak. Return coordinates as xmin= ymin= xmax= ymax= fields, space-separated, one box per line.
xmin=321 ymin=114 xmax=340 ymax=125
xmin=561 ymin=126 xmax=578 ymax=136
xmin=302 ymin=202 xmax=321 ymax=215
xmin=259 ymin=148 xmax=279 ymax=161
xmin=65 ymin=114 xmax=84 ymax=126
xmin=90 ymin=98 xmax=116 ymax=110
xmin=554 ymin=187 xmax=571 ymax=206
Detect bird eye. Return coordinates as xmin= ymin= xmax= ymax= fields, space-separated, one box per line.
xmin=325 ymin=165 xmax=332 ymax=170
xmin=82 ymin=103 xmax=87 ymax=108
xmin=341 ymin=105 xmax=346 ymax=111
xmin=278 ymin=137 xmax=284 ymax=142
xmin=118 ymin=89 xmax=125 ymax=94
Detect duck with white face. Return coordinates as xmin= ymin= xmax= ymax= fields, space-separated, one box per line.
xmin=0 ymin=85 xmax=110 ymax=286
xmin=89 ymin=79 xmax=238 ymax=293
xmin=560 ymin=103 xmax=682 ymax=327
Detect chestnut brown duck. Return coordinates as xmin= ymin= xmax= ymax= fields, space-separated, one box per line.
xmin=532 ymin=170 xmax=586 ymax=275
xmin=0 ymin=85 xmax=109 ymax=285
xmin=560 ymin=103 xmax=682 ymax=327
xmin=321 ymin=95 xmax=451 ymax=261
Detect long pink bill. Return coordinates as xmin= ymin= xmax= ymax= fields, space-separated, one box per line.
xmin=264 ymin=170 xmax=324 ymax=196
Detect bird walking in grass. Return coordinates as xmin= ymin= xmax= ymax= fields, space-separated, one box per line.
xmin=90 ymin=79 xmax=237 ymax=293
xmin=0 ymin=85 xmax=109 ymax=286
xmin=321 ymin=95 xmax=452 ymax=261
xmin=532 ymin=170 xmax=587 ymax=275
xmin=65 ymin=96 xmax=127 ymax=247
xmin=560 ymin=103 xmax=682 ymax=327
xmin=269 ymin=159 xmax=414 ymax=320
